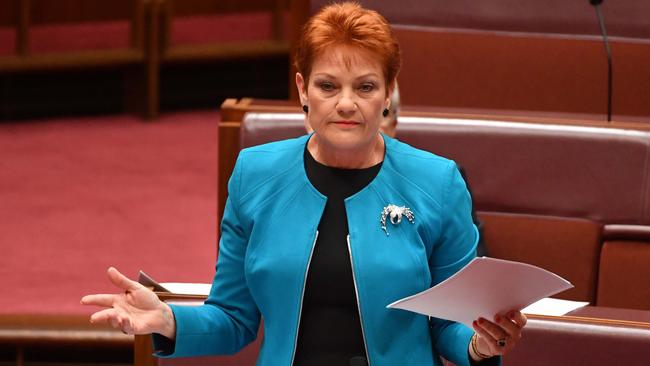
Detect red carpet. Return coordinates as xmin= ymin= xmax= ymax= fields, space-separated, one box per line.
xmin=0 ymin=111 xmax=220 ymax=314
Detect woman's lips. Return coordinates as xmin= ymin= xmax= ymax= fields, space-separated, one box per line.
xmin=332 ymin=120 xmax=361 ymax=128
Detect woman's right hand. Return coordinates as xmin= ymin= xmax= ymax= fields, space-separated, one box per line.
xmin=81 ymin=267 xmax=176 ymax=339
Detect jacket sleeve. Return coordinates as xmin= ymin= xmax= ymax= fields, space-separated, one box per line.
xmin=428 ymin=161 xmax=501 ymax=366
xmin=154 ymin=153 xmax=261 ymax=357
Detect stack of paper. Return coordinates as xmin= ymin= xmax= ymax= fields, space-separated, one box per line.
xmin=387 ymin=257 xmax=578 ymax=328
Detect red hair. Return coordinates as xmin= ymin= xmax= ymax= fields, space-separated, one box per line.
xmin=294 ymin=2 xmax=401 ymax=92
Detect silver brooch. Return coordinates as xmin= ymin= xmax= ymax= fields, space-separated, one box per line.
xmin=380 ymin=204 xmax=415 ymax=235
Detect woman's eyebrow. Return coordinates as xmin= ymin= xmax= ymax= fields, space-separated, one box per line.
xmin=355 ymin=73 xmax=380 ymax=80
xmin=312 ymin=73 xmax=336 ymax=79
xmin=312 ymin=72 xmax=380 ymax=81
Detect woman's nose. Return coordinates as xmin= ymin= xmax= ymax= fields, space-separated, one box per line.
xmin=336 ymin=89 xmax=357 ymax=115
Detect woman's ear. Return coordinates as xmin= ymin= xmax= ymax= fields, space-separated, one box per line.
xmin=388 ymin=79 xmax=396 ymax=95
xmin=295 ymin=73 xmax=308 ymax=105
xmin=385 ymin=79 xmax=396 ymax=109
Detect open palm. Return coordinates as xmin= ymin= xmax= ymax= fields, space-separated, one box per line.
xmin=81 ymin=267 xmax=174 ymax=337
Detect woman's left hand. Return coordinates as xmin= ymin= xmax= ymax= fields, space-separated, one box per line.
xmin=472 ymin=310 xmax=527 ymax=359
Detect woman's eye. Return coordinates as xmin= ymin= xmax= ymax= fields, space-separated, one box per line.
xmin=359 ymin=83 xmax=375 ymax=92
xmin=319 ymin=82 xmax=334 ymax=91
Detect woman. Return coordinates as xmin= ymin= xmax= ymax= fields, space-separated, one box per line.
xmin=82 ymin=3 xmax=525 ymax=365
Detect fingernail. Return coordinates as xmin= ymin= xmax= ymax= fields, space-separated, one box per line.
xmin=495 ymin=315 xmax=501 ymax=322
xmin=478 ymin=318 xmax=484 ymax=325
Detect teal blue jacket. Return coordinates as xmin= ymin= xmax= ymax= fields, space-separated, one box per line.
xmin=161 ymin=134 xmax=480 ymax=365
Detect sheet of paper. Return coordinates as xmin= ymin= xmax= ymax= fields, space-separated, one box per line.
xmin=138 ymin=270 xmax=211 ymax=296
xmin=522 ymin=297 xmax=588 ymax=316
xmin=387 ymin=257 xmax=573 ymax=328
xmin=160 ymin=282 xmax=212 ymax=296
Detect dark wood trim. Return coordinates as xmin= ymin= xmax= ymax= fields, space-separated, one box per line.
xmin=0 ymin=314 xmax=132 ymax=346
xmin=131 ymin=0 xmax=146 ymax=49
xmin=163 ymin=40 xmax=289 ymax=63
xmin=0 ymin=49 xmax=143 ymax=72
xmin=287 ymin=0 xmax=309 ymax=102
xmin=159 ymin=0 xmax=171 ymax=56
xmin=218 ymin=121 xmax=243 ymax=225
xmin=16 ymin=0 xmax=30 ymax=55
xmin=603 ymin=225 xmax=650 ymax=240
xmin=143 ymin=0 xmax=161 ymax=119
xmin=271 ymin=0 xmax=285 ymax=42
xmin=528 ymin=313 xmax=650 ymax=329
xmin=134 ymin=334 xmax=156 ymax=366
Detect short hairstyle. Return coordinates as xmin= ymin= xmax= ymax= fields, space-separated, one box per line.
xmin=294 ymin=2 xmax=401 ymax=92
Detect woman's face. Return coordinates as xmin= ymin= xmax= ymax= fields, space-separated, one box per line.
xmin=297 ymin=46 xmax=391 ymax=154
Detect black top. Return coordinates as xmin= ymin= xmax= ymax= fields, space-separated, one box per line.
xmin=293 ymin=147 xmax=381 ymax=366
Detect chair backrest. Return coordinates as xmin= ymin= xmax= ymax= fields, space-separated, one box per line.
xmin=503 ymin=316 xmax=650 ymax=365
xmin=396 ymin=116 xmax=650 ymax=225
xmin=242 ymin=112 xmax=650 ymax=225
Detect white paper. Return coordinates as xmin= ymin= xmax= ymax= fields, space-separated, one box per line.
xmin=522 ymin=297 xmax=588 ymax=316
xmin=387 ymin=257 xmax=573 ymax=328
xmin=138 ymin=270 xmax=211 ymax=296
xmin=160 ymin=282 xmax=212 ymax=296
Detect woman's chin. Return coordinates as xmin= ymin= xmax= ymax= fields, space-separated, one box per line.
xmin=318 ymin=132 xmax=375 ymax=151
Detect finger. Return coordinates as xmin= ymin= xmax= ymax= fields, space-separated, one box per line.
xmin=109 ymin=316 xmax=121 ymax=330
xmin=115 ymin=313 xmax=127 ymax=331
xmin=473 ymin=321 xmax=498 ymax=356
xmin=473 ymin=321 xmax=496 ymax=343
xmin=90 ymin=308 xmax=119 ymax=324
xmin=508 ymin=310 xmax=528 ymax=328
xmin=494 ymin=314 xmax=521 ymax=337
xmin=121 ymin=316 xmax=134 ymax=335
xmin=81 ymin=294 xmax=116 ymax=307
xmin=107 ymin=267 xmax=141 ymax=292
xmin=476 ymin=317 xmax=508 ymax=341
xmin=120 ymin=314 xmax=138 ymax=335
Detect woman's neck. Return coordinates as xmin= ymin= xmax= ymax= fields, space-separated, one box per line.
xmin=307 ymin=134 xmax=384 ymax=169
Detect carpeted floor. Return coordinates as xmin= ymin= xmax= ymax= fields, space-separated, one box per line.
xmin=0 ymin=110 xmax=220 ymax=314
